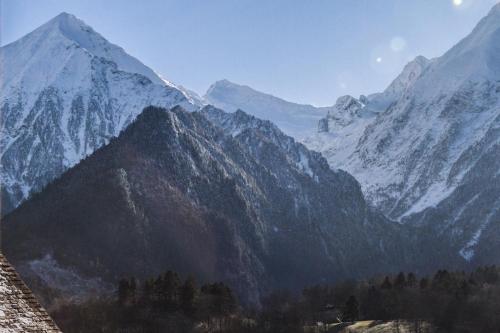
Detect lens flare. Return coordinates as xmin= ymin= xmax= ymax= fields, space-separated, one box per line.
xmin=390 ymin=37 xmax=407 ymax=52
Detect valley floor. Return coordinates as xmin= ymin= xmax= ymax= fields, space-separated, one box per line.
xmin=306 ymin=320 xmax=433 ymax=333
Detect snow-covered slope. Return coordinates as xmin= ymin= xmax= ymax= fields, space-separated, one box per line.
xmin=304 ymin=3 xmax=500 ymax=267
xmin=304 ymin=95 xmax=376 ymax=168
xmin=347 ymin=3 xmax=500 ymax=218
xmin=305 ymin=55 xmax=431 ymax=170
xmin=366 ymin=55 xmax=432 ymax=112
xmin=0 ymin=13 xmax=196 ymax=213
xmin=204 ymin=79 xmax=328 ymax=138
xmin=306 ymin=4 xmax=500 ymax=264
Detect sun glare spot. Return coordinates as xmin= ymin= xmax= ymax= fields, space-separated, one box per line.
xmin=390 ymin=37 xmax=407 ymax=52
xmin=453 ymin=0 xmax=463 ymax=6
xmin=376 ymin=57 xmax=382 ymax=63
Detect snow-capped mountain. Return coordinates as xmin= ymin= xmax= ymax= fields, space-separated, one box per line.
xmin=366 ymin=55 xmax=432 ymax=112
xmin=335 ymin=3 xmax=499 ymax=217
xmin=304 ymin=95 xmax=376 ymax=167
xmin=2 ymin=105 xmax=409 ymax=306
xmin=204 ymin=79 xmax=328 ymax=139
xmin=307 ymin=3 xmax=500 ymax=263
xmin=0 ymin=13 xmax=196 ymax=213
xmin=305 ymin=55 xmax=432 ymax=171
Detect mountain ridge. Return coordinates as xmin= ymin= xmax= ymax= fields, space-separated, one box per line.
xmin=2 ymin=105 xmax=411 ymax=306
xmin=204 ymin=79 xmax=328 ymax=139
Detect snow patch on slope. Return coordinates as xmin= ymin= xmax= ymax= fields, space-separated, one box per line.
xmin=459 ymin=197 xmax=500 ymax=261
xmin=27 ymin=254 xmax=111 ymax=301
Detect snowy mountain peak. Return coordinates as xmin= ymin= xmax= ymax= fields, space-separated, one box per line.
xmin=0 ymin=13 xmax=193 ymax=213
xmin=205 ymin=80 xmax=259 ymax=101
xmin=207 ymin=79 xmax=233 ymax=90
xmin=366 ymin=55 xmax=431 ymax=111
xmin=410 ymin=3 xmax=500 ymax=99
xmin=204 ymin=79 xmax=327 ymax=138
xmin=474 ymin=2 xmax=500 ymax=38
xmin=308 ymin=2 xmax=500 ymax=232
xmin=316 ymin=95 xmax=372 ymax=133
xmin=333 ymin=95 xmax=363 ymax=114
xmin=46 ymin=11 xmax=93 ymax=39
xmin=0 ymin=12 xmax=169 ymax=97
xmin=386 ymin=55 xmax=430 ymax=93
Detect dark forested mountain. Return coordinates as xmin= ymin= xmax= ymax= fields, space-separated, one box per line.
xmin=2 ymin=106 xmax=409 ymax=306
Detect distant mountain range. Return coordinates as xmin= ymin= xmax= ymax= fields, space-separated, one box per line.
xmin=1 ymin=4 xmax=500 ymax=308
xmin=203 ymin=79 xmax=328 ymax=139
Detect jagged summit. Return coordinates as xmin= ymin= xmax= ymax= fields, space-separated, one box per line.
xmin=367 ymin=55 xmax=431 ymax=111
xmin=382 ymin=55 xmax=431 ymax=96
xmin=333 ymin=95 xmax=363 ymax=114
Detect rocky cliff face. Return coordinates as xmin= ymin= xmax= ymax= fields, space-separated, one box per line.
xmin=2 ymin=106 xmax=409 ymax=306
xmin=0 ymin=13 xmax=196 ymax=214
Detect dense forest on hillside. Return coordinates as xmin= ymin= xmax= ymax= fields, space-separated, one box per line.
xmin=51 ymin=266 xmax=500 ymax=332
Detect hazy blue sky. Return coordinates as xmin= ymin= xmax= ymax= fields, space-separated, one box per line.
xmin=2 ymin=0 xmax=498 ymax=106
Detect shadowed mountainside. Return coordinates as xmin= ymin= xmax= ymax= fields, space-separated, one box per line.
xmin=2 ymin=106 xmax=410 ymax=306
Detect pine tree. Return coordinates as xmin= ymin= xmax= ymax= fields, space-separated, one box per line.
xmin=394 ymin=272 xmax=406 ymax=289
xmin=180 ymin=276 xmax=198 ymax=316
xmin=163 ymin=270 xmax=181 ymax=309
xmin=407 ymin=272 xmax=417 ymax=288
xmin=129 ymin=277 xmax=137 ymax=304
xmin=142 ymin=278 xmax=154 ymax=304
xmin=381 ymin=276 xmax=393 ymax=290
xmin=419 ymin=277 xmax=429 ymax=289
xmin=118 ymin=278 xmax=130 ymax=305
xmin=343 ymin=295 xmax=359 ymax=322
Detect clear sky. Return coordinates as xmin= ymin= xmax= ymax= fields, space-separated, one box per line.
xmin=1 ymin=0 xmax=499 ymax=106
